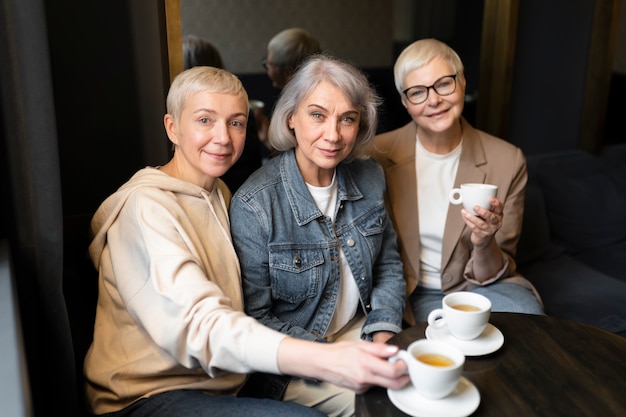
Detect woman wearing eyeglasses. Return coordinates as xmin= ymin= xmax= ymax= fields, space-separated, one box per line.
xmin=369 ymin=38 xmax=544 ymax=325
xmin=255 ymin=28 xmax=322 ymax=156
xmin=263 ymin=27 xmax=321 ymax=90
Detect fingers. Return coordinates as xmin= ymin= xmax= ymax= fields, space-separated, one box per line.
xmin=461 ymin=207 xmax=502 ymax=248
xmin=330 ymin=341 xmax=410 ymax=392
xmin=463 ymin=197 xmax=503 ymax=231
xmin=351 ymin=345 xmax=410 ymax=393
xmin=462 ymin=208 xmax=501 ymax=230
xmin=359 ymin=342 xmax=409 ymax=378
xmin=489 ymin=196 xmax=503 ymax=214
xmin=357 ymin=341 xmax=401 ymax=358
xmin=354 ymin=373 xmax=410 ymax=394
xmin=365 ymin=355 xmax=410 ymax=391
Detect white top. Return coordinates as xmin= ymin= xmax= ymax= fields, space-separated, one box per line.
xmin=307 ymin=173 xmax=359 ymax=337
xmin=416 ymin=137 xmax=462 ymax=289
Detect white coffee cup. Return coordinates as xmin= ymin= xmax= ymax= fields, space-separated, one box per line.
xmin=390 ymin=339 xmax=465 ymax=399
xmin=428 ymin=292 xmax=492 ymax=340
xmin=449 ymin=183 xmax=498 ymax=215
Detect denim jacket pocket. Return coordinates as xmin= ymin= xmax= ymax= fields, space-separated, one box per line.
xmin=354 ymin=206 xmax=387 ymax=255
xmin=269 ymin=247 xmax=324 ymax=303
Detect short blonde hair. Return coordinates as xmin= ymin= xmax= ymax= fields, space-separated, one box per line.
xmin=166 ymin=66 xmax=248 ymax=122
xmin=393 ymin=38 xmax=464 ymax=95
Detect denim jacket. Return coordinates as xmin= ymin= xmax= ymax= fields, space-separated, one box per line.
xmin=230 ymin=150 xmax=406 ymax=344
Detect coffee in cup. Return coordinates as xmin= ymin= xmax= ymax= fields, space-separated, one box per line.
xmin=449 ymin=183 xmax=498 ymax=215
xmin=390 ymin=339 xmax=465 ymax=399
xmin=427 ymin=292 xmax=491 ymax=340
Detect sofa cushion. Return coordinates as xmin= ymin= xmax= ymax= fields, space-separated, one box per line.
xmin=516 ymin=178 xmax=564 ymax=267
xmin=533 ymin=146 xmax=626 ymax=254
xmin=519 ymin=254 xmax=626 ymax=336
xmin=574 ymin=239 xmax=626 ymax=284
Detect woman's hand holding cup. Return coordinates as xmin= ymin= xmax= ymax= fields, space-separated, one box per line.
xmin=449 ymin=183 xmax=498 ymax=216
xmin=389 ymin=339 xmax=465 ymax=399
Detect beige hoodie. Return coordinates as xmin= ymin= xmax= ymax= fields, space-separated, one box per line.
xmin=85 ymin=167 xmax=285 ymax=414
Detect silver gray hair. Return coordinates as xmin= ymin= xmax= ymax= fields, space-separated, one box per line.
xmin=268 ymin=54 xmax=381 ymax=161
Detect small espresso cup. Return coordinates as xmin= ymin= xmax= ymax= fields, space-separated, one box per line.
xmin=449 ymin=183 xmax=498 ymax=215
xmin=390 ymin=339 xmax=465 ymax=399
xmin=428 ymin=292 xmax=492 ymax=340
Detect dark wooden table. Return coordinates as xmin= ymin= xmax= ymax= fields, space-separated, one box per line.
xmin=356 ymin=313 xmax=626 ymax=416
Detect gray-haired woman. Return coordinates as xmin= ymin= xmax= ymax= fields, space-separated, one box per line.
xmin=231 ymin=55 xmax=407 ymax=417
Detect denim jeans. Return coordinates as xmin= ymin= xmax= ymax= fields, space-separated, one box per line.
xmin=410 ymin=283 xmax=545 ymax=323
xmin=103 ymin=389 xmax=326 ymax=417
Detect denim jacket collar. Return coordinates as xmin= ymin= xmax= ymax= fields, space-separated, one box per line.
xmin=280 ymin=149 xmax=363 ymax=226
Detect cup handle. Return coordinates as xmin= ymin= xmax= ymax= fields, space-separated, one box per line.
xmin=427 ymin=308 xmax=446 ymax=329
xmin=389 ymin=349 xmax=411 ymax=365
xmin=449 ymin=188 xmax=462 ymax=205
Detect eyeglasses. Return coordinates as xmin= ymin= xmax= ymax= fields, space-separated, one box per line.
xmin=261 ymin=57 xmax=280 ymax=70
xmin=402 ymin=74 xmax=458 ymax=105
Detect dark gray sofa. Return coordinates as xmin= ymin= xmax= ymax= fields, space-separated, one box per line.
xmin=516 ymin=143 xmax=626 ymax=337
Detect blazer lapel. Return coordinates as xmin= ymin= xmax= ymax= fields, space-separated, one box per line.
xmin=441 ymin=119 xmax=487 ymax=269
xmin=379 ymin=123 xmax=422 ymax=286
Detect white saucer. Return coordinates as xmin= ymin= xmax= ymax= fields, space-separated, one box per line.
xmin=388 ymin=377 xmax=480 ymax=417
xmin=425 ymin=323 xmax=504 ymax=356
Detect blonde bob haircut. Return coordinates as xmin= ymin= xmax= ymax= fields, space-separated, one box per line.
xmin=268 ymin=54 xmax=381 ymax=161
xmin=393 ymin=38 xmax=465 ymax=95
xmin=166 ymin=66 xmax=249 ymax=123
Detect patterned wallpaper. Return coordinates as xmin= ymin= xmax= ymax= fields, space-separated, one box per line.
xmin=180 ymin=0 xmax=395 ymax=73
xmin=180 ymin=0 xmax=626 ymax=75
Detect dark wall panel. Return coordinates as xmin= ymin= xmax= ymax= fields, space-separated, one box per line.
xmin=508 ymin=0 xmax=594 ymax=155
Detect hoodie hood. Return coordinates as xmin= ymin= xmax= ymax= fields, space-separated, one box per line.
xmin=88 ymin=167 xmax=229 ymax=270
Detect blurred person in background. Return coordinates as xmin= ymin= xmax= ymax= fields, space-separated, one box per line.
xmin=256 ymin=28 xmax=322 ymax=156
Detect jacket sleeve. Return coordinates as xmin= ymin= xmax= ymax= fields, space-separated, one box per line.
xmin=362 ymin=213 xmax=406 ymax=337
xmin=361 ymin=163 xmax=406 ymax=337
xmin=109 ymin=190 xmax=285 ymax=377
xmin=463 ymin=145 xmax=527 ymax=284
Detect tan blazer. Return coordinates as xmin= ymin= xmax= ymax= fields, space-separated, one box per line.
xmin=370 ymin=118 xmax=541 ymax=325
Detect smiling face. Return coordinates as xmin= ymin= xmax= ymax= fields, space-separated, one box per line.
xmin=163 ymin=91 xmax=248 ymax=190
xmin=288 ymin=81 xmax=360 ymax=186
xmin=402 ymin=58 xmax=466 ymax=137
